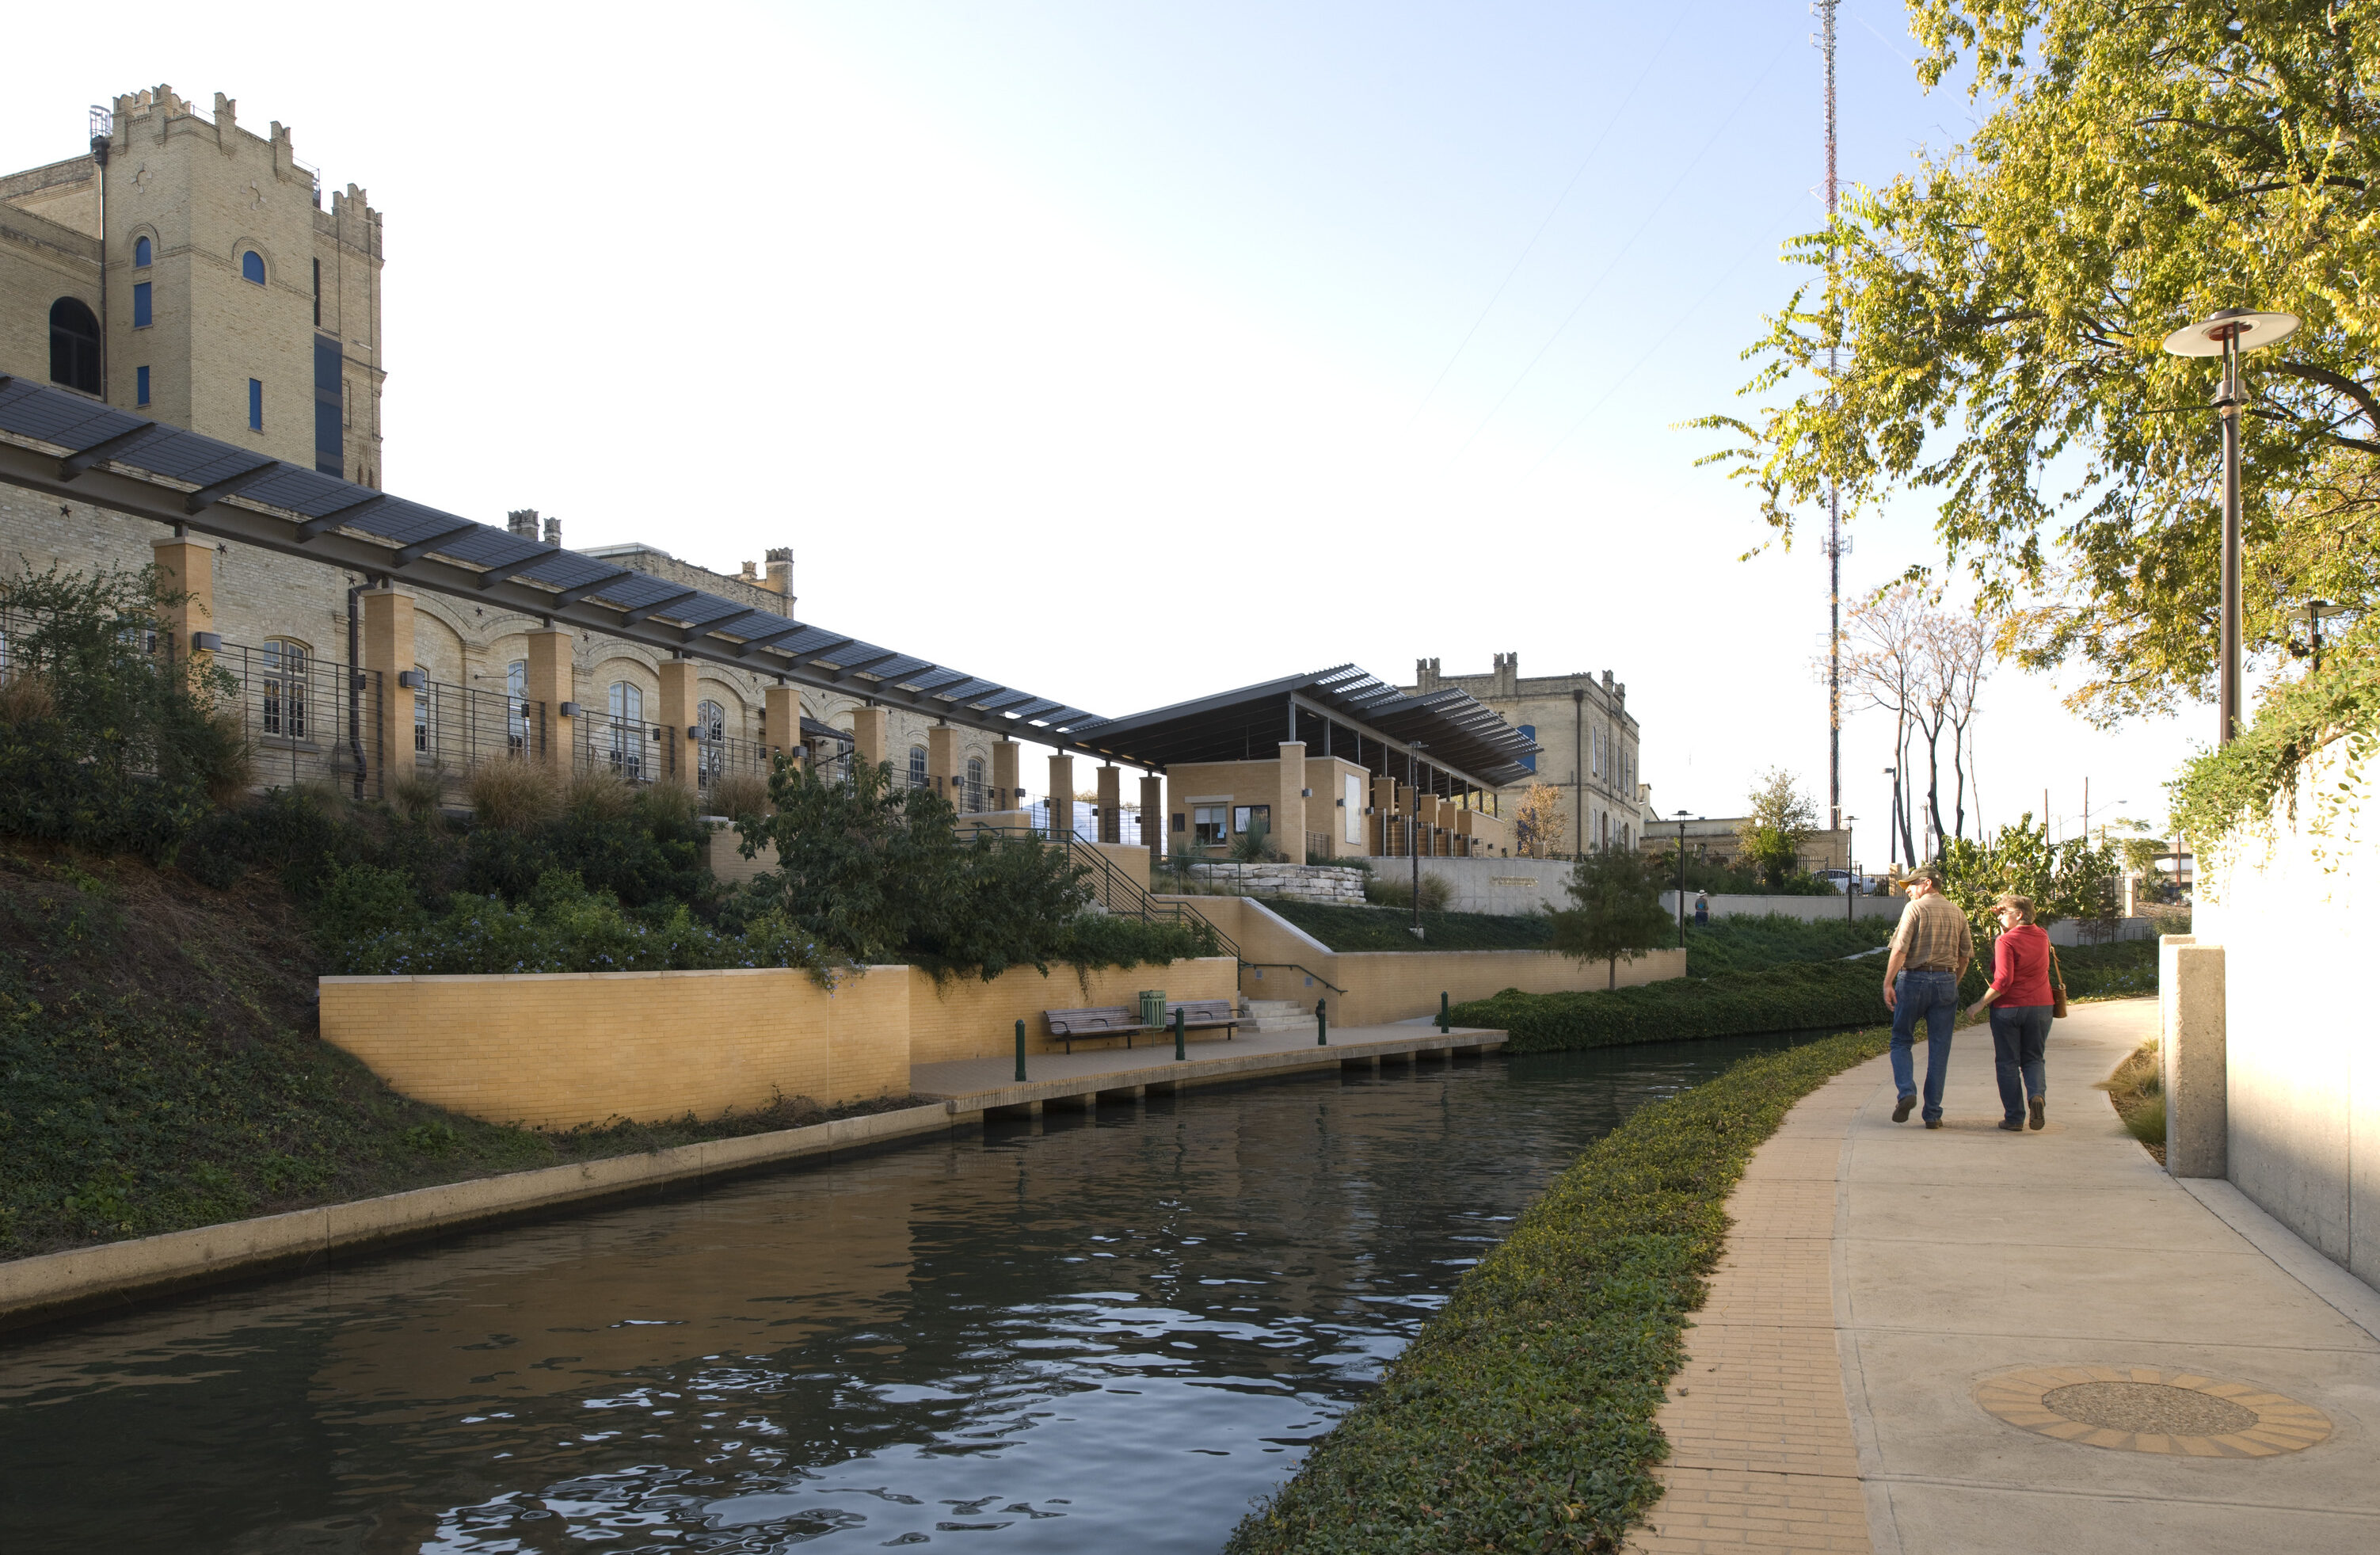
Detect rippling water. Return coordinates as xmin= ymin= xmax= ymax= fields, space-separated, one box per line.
xmin=0 ymin=1035 xmax=1806 ymax=1553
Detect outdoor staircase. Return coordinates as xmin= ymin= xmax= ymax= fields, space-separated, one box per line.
xmin=1241 ymin=999 xmax=1310 ymax=1033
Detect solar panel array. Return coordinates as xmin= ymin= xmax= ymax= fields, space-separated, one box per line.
xmin=0 ymin=374 xmax=1102 ymax=733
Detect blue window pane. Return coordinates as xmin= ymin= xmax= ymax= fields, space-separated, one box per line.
xmin=249 ymin=378 xmax=263 ymax=430
xmin=134 ymin=236 xmax=152 ymax=268
xmin=242 ymin=251 xmax=265 ymax=286
xmin=314 ymin=335 xmax=343 ymax=475
xmin=1517 ymin=724 xmax=1537 ymax=773
xmin=132 ymin=281 xmax=150 ymax=328
xmin=136 ymin=365 xmax=150 ymax=406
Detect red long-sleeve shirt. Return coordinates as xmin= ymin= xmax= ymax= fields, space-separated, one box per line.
xmin=1990 ymin=924 xmax=2054 ymax=1008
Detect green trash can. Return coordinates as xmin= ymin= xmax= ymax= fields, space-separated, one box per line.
xmin=1139 ymin=989 xmax=1167 ymax=1029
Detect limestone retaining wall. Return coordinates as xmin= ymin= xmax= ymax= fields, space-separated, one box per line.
xmin=2195 ymin=737 xmax=2380 ymax=1294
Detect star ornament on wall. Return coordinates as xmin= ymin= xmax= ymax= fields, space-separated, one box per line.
xmin=248 ymin=181 xmax=267 ymax=210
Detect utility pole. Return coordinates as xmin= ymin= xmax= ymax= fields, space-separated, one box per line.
xmin=1817 ymin=0 xmax=1844 ymax=833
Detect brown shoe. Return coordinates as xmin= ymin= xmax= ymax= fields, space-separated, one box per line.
xmin=1998 ymin=1119 xmax=2024 ymax=1131
xmin=1893 ymin=1096 xmax=1915 ymax=1122
xmin=2028 ymin=1096 xmax=2047 ymax=1130
xmin=1925 ymin=1118 xmax=1943 ymax=1130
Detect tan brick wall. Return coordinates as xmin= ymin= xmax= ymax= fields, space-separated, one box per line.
xmin=1173 ymin=894 xmax=1685 ymax=1025
xmin=904 ymin=957 xmax=1238 ymax=1064
xmin=319 ymin=964 xmax=914 ymax=1129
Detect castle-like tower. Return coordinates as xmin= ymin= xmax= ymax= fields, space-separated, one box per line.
xmin=0 ymin=86 xmax=386 ymax=485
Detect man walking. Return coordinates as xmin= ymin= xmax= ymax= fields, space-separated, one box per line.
xmin=1883 ymin=866 xmax=1974 ymax=1128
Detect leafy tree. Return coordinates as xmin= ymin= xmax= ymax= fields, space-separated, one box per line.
xmin=1699 ymin=1 xmax=2380 ymax=722
xmin=1512 ymin=781 xmax=1568 ymax=857
xmin=1738 ymin=768 xmax=1819 ymax=889
xmin=1548 ymin=845 xmax=1674 ymax=989
xmin=1937 ymin=814 xmax=2122 ymax=938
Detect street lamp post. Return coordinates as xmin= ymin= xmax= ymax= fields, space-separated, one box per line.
xmin=1408 ymin=741 xmax=1429 ymax=940
xmin=2294 ymin=599 xmax=2343 ymax=676
xmin=2162 ymin=307 xmax=2301 ymax=745
xmin=1843 ymin=816 xmax=1857 ymax=922
xmin=1674 ymin=809 xmax=1691 ymax=940
xmin=1883 ymin=766 xmax=1899 ymax=872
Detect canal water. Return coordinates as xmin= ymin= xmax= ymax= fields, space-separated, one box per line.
xmin=0 ymin=1034 xmax=1807 ymax=1553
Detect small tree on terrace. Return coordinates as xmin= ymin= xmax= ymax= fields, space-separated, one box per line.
xmin=1548 ymin=844 xmax=1673 ymax=990
xmin=1513 ymin=782 xmax=1567 ymax=857
xmin=1737 ymin=768 xmax=1818 ymax=890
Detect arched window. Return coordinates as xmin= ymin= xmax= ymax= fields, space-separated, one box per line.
xmin=965 ymin=756 xmax=985 ymax=813
xmin=134 ymin=236 xmax=152 ymax=268
xmin=505 ymin=661 xmax=530 ymax=756
xmin=261 ymin=639 xmax=309 ymax=739
xmin=241 ymin=250 xmax=265 ymax=286
xmin=696 ymin=698 xmax=726 ymax=791
xmin=907 ymin=745 xmax=928 ymax=790
xmin=608 ymin=681 xmax=643 ymax=781
xmin=413 ymin=664 xmax=430 ymax=753
xmin=48 ymin=299 xmax=100 ymax=394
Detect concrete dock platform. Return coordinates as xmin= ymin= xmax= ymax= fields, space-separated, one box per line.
xmin=909 ymin=1023 xmax=1505 ymax=1117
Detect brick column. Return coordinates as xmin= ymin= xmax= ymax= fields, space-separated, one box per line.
xmin=993 ymin=738 xmax=1020 ymax=811
xmin=657 ymin=659 xmax=697 ymax=788
xmin=359 ymin=586 xmax=414 ymax=802
xmin=1046 ymin=753 xmax=1075 ymax=838
xmin=764 ymin=684 xmax=801 ymax=773
xmin=850 ymin=706 xmax=888 ymax=774
xmin=1096 ymin=764 xmax=1122 ymax=843
xmin=1275 ymin=742 xmax=1307 ymax=863
xmin=150 ymin=533 xmax=215 ymax=665
xmin=1373 ymin=773 xmax=1399 ymax=856
xmin=928 ymin=725 xmax=958 ymax=807
xmin=524 ymin=627 xmax=573 ymax=769
xmin=1140 ymin=772 xmax=1164 ymax=859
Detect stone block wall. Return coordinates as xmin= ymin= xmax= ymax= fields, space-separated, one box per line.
xmin=1182 ymin=862 xmax=1368 ymax=905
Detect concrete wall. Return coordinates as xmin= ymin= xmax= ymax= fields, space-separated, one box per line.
xmin=905 ymin=958 xmax=1238 ymax=1065
xmin=1661 ymin=890 xmax=1906 ymax=924
xmin=2195 ymin=737 xmax=2380 ymax=1293
xmin=1171 ymin=894 xmax=1685 ymax=1026
xmin=321 ymin=964 xmax=914 ymax=1130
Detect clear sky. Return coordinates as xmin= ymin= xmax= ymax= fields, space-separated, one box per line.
xmin=3 ymin=2 xmax=2216 ymax=852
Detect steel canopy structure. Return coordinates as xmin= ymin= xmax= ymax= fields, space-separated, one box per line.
xmin=0 ymin=373 xmax=1102 ymax=750
xmin=1067 ymin=665 xmax=1540 ymax=794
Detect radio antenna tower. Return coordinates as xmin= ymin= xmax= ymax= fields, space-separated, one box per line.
xmin=1815 ymin=0 xmax=1845 ymax=835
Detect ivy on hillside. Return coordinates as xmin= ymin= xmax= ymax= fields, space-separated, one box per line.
xmin=2170 ymin=633 xmax=2380 ymax=861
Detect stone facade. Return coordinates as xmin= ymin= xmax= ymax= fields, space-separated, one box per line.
xmin=1410 ymin=653 xmax=1642 ymax=853
xmin=1182 ymin=862 xmax=1369 ymax=905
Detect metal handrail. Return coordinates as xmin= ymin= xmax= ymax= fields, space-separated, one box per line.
xmin=1243 ymin=960 xmax=1346 ymax=993
xmin=957 ymin=820 xmax=1243 ymax=963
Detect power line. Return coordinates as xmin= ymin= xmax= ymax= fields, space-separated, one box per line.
xmin=1401 ymin=11 xmax=1689 ymax=432
xmin=1445 ymin=36 xmax=1795 ymax=466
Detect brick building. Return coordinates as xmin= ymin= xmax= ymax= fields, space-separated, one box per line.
xmin=1406 ymin=654 xmax=1643 ymax=853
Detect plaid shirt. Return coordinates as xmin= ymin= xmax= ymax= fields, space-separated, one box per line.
xmin=1891 ymin=891 xmax=1974 ymax=972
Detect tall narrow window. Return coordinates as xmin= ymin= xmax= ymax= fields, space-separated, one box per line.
xmin=48 ymin=299 xmax=100 ymax=394
xmin=413 ymin=664 xmax=431 ymax=753
xmin=907 ymin=745 xmax=928 ymax=790
xmin=241 ymin=250 xmax=265 ymax=286
xmin=965 ymin=757 xmax=985 ymax=812
xmin=312 ymin=337 xmax=344 ymax=478
xmin=507 ymin=660 xmax=530 ymax=756
xmin=1517 ymin=723 xmax=1537 ymax=773
xmin=261 ymin=640 xmax=309 ymax=739
xmin=135 ymin=366 xmax=150 ymax=406
xmin=608 ymin=682 xmax=643 ymax=781
xmin=311 ymin=257 xmax=321 ymax=326
xmin=249 ymin=378 xmax=263 ymax=431
xmin=697 ymin=699 xmax=726 ymax=791
xmin=132 ymin=281 xmax=151 ymax=328
xmin=134 ymin=235 xmax=152 ymax=267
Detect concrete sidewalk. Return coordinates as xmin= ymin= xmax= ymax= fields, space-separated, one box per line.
xmin=1633 ymin=997 xmax=2380 ymax=1553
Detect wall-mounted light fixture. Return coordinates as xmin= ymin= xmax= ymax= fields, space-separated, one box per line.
xmin=190 ymin=631 xmax=222 ymax=652
xmin=558 ymin=700 xmax=580 ymax=718
xmin=395 ymin=669 xmax=426 ymax=689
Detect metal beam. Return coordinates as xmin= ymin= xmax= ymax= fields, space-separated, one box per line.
xmin=59 ymin=421 xmax=162 ymax=479
xmin=552 ymin=567 xmax=634 ymax=607
xmin=0 ymin=436 xmax=1113 ymax=758
xmin=296 ymin=493 xmax=389 ymax=540
xmin=830 ymin=650 xmax=902 ymax=684
xmin=393 ymin=521 xmax=481 ymax=566
xmin=620 ymin=588 xmax=698 ymax=626
xmin=734 ymin=623 xmax=809 ymax=657
xmin=185 ymin=459 xmax=281 ymax=513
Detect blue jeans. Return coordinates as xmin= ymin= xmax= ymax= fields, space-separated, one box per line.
xmin=1890 ymin=970 xmax=1961 ymax=1122
xmin=1990 ymin=1005 xmax=2053 ymax=1123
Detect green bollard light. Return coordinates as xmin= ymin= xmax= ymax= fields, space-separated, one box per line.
xmin=1174 ymin=1006 xmax=1186 ymax=1061
xmin=1015 ymin=1018 xmax=1026 ymax=1083
xmin=1316 ymin=997 xmax=1328 ymax=1046
xmin=1439 ymin=991 xmax=1451 ymax=1034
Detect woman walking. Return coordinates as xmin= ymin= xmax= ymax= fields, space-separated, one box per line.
xmin=1966 ymin=894 xmax=2056 ymax=1131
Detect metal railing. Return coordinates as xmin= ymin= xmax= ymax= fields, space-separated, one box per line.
xmin=693 ymin=729 xmax=775 ymax=799
xmin=414 ymin=679 xmax=543 ymax=774
xmin=574 ymin=708 xmax=670 ymax=784
xmin=956 ymin=819 xmax=1242 ymax=963
xmin=215 ymin=640 xmax=382 ymax=799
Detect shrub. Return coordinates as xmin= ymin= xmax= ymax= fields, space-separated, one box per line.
xmin=464 ymin=758 xmax=560 ymax=832
xmin=1547 ymin=847 xmax=1672 ymax=989
xmin=1229 ymin=817 xmax=1278 ymax=863
xmin=1450 ymin=958 xmax=1987 ymax=1052
xmin=387 ymin=763 xmax=445 ymax=823
xmin=462 ymin=780 xmax=710 ymax=909
xmin=1227 ymin=1028 xmax=1891 ymax=1554
xmin=1365 ymin=871 xmax=1453 ymax=911
xmin=706 ymin=769 xmax=771 ymax=821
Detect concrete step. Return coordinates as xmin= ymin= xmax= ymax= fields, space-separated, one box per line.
xmin=1243 ymin=1000 xmax=1304 ymax=1016
xmin=1242 ymin=1000 xmax=1312 ymax=1034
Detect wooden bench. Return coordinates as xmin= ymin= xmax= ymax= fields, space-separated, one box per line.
xmin=1041 ymin=1000 xmax=1243 ymax=1054
xmin=1045 ymin=1006 xmax=1147 ymax=1054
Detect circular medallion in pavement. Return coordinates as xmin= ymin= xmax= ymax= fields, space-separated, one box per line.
xmin=1976 ymin=1366 xmax=2331 ymax=1456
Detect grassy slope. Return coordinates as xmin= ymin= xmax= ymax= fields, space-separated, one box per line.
xmin=1266 ymin=900 xmax=1555 ymax=952
xmin=0 ymin=844 xmax=909 ymax=1260
xmin=1225 ymin=1029 xmax=1891 ymax=1554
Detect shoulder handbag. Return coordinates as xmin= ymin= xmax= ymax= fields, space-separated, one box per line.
xmin=2048 ymin=941 xmax=2069 ymax=1020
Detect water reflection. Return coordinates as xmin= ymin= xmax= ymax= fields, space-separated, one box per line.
xmin=0 ymin=1035 xmax=1802 ymax=1553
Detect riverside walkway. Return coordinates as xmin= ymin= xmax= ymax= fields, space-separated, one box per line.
xmin=1632 ymin=997 xmax=2380 ymax=1554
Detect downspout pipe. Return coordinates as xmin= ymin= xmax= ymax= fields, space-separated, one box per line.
xmin=347 ymin=579 xmax=368 ymax=802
